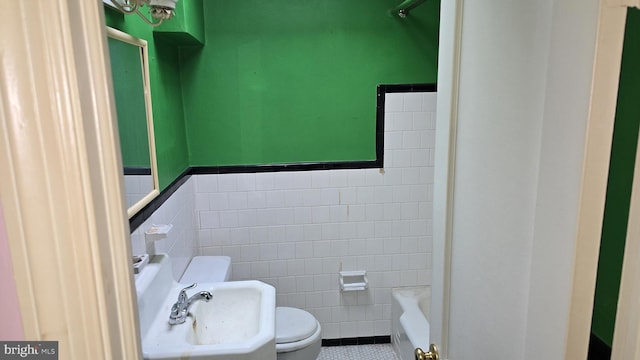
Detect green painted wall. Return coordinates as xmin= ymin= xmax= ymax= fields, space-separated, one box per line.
xmin=591 ymin=8 xmax=640 ymax=347
xmin=180 ymin=0 xmax=440 ymax=166
xmin=104 ymin=0 xmax=439 ymax=184
xmin=105 ymin=7 xmax=190 ymax=189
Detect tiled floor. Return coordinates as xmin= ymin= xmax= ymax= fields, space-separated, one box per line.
xmin=318 ymin=344 xmax=400 ymax=360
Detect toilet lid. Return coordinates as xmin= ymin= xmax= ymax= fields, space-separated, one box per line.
xmin=276 ymin=307 xmax=318 ymax=344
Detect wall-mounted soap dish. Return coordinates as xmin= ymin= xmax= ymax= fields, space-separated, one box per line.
xmin=144 ymin=224 xmax=173 ymax=256
xmin=144 ymin=224 xmax=173 ymax=240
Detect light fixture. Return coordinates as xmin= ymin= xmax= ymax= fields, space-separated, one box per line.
xmin=107 ymin=0 xmax=178 ymax=27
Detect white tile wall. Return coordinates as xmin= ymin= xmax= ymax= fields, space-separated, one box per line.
xmin=131 ymin=177 xmax=199 ymax=281
xmin=124 ymin=175 xmax=154 ymax=209
xmin=193 ymin=92 xmax=437 ymax=339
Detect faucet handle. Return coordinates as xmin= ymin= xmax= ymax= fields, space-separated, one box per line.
xmin=177 ymin=283 xmax=197 ymax=302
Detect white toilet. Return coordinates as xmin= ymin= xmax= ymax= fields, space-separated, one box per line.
xmin=275 ymin=306 xmax=322 ymax=360
xmin=180 ymin=256 xmax=322 ymax=360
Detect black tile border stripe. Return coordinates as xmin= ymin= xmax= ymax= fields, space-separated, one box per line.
xmin=376 ymin=88 xmax=385 ymax=165
xmin=123 ymin=167 xmax=152 ymax=175
xmin=378 ymin=83 xmax=437 ymax=93
xmin=129 ymin=83 xmax=437 ymax=232
xmin=321 ymin=336 xmax=391 ymax=347
xmin=190 ymin=161 xmax=380 ymax=175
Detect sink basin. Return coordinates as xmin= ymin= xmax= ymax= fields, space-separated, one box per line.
xmin=135 ymin=255 xmax=276 ymax=360
xmin=187 ymin=286 xmax=263 ymax=345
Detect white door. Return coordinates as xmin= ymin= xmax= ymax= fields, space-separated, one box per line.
xmin=427 ymin=1 xmax=627 ymax=359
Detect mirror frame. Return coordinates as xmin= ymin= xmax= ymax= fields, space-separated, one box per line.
xmin=106 ymin=26 xmax=160 ymax=218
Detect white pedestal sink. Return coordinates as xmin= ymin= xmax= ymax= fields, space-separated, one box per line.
xmin=135 ymin=254 xmax=276 ymax=360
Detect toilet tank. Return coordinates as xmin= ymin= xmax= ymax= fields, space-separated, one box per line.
xmin=179 ymin=256 xmax=232 ymax=284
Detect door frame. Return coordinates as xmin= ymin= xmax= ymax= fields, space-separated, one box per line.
xmin=0 ymin=1 xmax=140 ymax=358
xmin=611 ymin=4 xmax=640 ymax=349
xmin=611 ymin=106 xmax=640 ymax=359
xmin=607 ymin=3 xmax=640 ymax=360
xmin=564 ymin=2 xmax=627 ymax=358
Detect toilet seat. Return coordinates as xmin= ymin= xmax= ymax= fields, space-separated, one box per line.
xmin=276 ymin=307 xmax=318 ymax=343
xmin=275 ymin=307 xmax=322 ymax=353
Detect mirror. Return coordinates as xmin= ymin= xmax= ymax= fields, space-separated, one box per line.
xmin=106 ymin=27 xmax=159 ymax=218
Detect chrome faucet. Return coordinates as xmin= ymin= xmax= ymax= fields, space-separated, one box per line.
xmin=168 ymin=283 xmax=213 ymax=325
